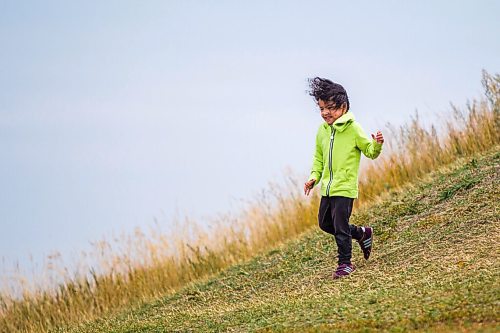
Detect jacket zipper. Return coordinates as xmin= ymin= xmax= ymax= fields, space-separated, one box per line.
xmin=326 ymin=125 xmax=335 ymax=196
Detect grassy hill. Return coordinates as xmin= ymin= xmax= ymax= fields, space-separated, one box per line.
xmin=64 ymin=148 xmax=499 ymax=332
xmin=2 ymin=72 xmax=497 ymax=333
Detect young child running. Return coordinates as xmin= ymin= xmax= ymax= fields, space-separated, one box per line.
xmin=304 ymin=77 xmax=384 ymax=279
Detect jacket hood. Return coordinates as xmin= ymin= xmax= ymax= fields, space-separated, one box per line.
xmin=324 ymin=112 xmax=355 ymax=132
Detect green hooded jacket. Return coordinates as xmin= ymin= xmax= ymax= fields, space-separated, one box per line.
xmin=309 ymin=111 xmax=383 ymax=198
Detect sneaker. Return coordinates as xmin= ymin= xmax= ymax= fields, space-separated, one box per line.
xmin=332 ymin=263 xmax=356 ymax=279
xmin=358 ymin=226 xmax=373 ymax=260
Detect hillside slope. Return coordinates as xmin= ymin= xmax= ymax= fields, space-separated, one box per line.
xmin=68 ymin=149 xmax=499 ymax=333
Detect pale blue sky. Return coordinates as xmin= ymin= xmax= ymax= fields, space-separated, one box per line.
xmin=1 ymin=1 xmax=499 ymax=278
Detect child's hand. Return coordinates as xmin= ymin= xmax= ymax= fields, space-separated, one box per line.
xmin=371 ymin=131 xmax=384 ymax=144
xmin=304 ymin=179 xmax=316 ymax=196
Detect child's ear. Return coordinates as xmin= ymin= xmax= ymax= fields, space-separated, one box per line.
xmin=342 ymin=103 xmax=347 ymax=114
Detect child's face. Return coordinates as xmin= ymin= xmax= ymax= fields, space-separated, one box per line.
xmin=318 ymin=99 xmax=347 ymax=125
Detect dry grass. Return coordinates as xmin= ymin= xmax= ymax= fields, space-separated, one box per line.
xmin=0 ymin=71 xmax=499 ymax=333
xmin=358 ymin=70 xmax=499 ymax=204
xmin=71 ymin=148 xmax=500 ymax=332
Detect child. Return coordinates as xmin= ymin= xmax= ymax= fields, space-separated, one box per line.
xmin=304 ymin=77 xmax=384 ymax=279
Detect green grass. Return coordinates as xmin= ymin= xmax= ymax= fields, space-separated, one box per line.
xmin=63 ymin=148 xmax=500 ymax=333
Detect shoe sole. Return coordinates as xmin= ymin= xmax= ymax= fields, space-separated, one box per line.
xmin=360 ymin=227 xmax=374 ymax=260
xmin=368 ymin=227 xmax=374 ymax=260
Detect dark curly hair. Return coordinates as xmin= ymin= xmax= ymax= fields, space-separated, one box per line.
xmin=308 ymin=77 xmax=350 ymax=111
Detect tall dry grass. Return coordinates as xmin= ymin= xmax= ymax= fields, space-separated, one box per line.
xmin=0 ymin=71 xmax=498 ymax=333
xmin=358 ymin=70 xmax=499 ymax=203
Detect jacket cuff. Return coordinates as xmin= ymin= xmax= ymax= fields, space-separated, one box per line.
xmin=309 ymin=172 xmax=321 ymax=187
xmin=373 ymin=140 xmax=383 ymax=152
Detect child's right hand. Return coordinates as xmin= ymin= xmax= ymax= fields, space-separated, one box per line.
xmin=304 ymin=179 xmax=316 ymax=196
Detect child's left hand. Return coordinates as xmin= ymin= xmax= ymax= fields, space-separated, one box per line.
xmin=371 ymin=131 xmax=384 ymax=144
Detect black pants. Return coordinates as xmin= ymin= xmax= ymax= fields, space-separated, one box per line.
xmin=318 ymin=196 xmax=363 ymax=265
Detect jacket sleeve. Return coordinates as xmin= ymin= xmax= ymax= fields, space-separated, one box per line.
xmin=354 ymin=123 xmax=383 ymax=159
xmin=309 ymin=129 xmax=323 ymax=187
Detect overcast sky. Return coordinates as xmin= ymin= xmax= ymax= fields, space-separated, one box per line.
xmin=1 ymin=0 xmax=499 ymax=279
